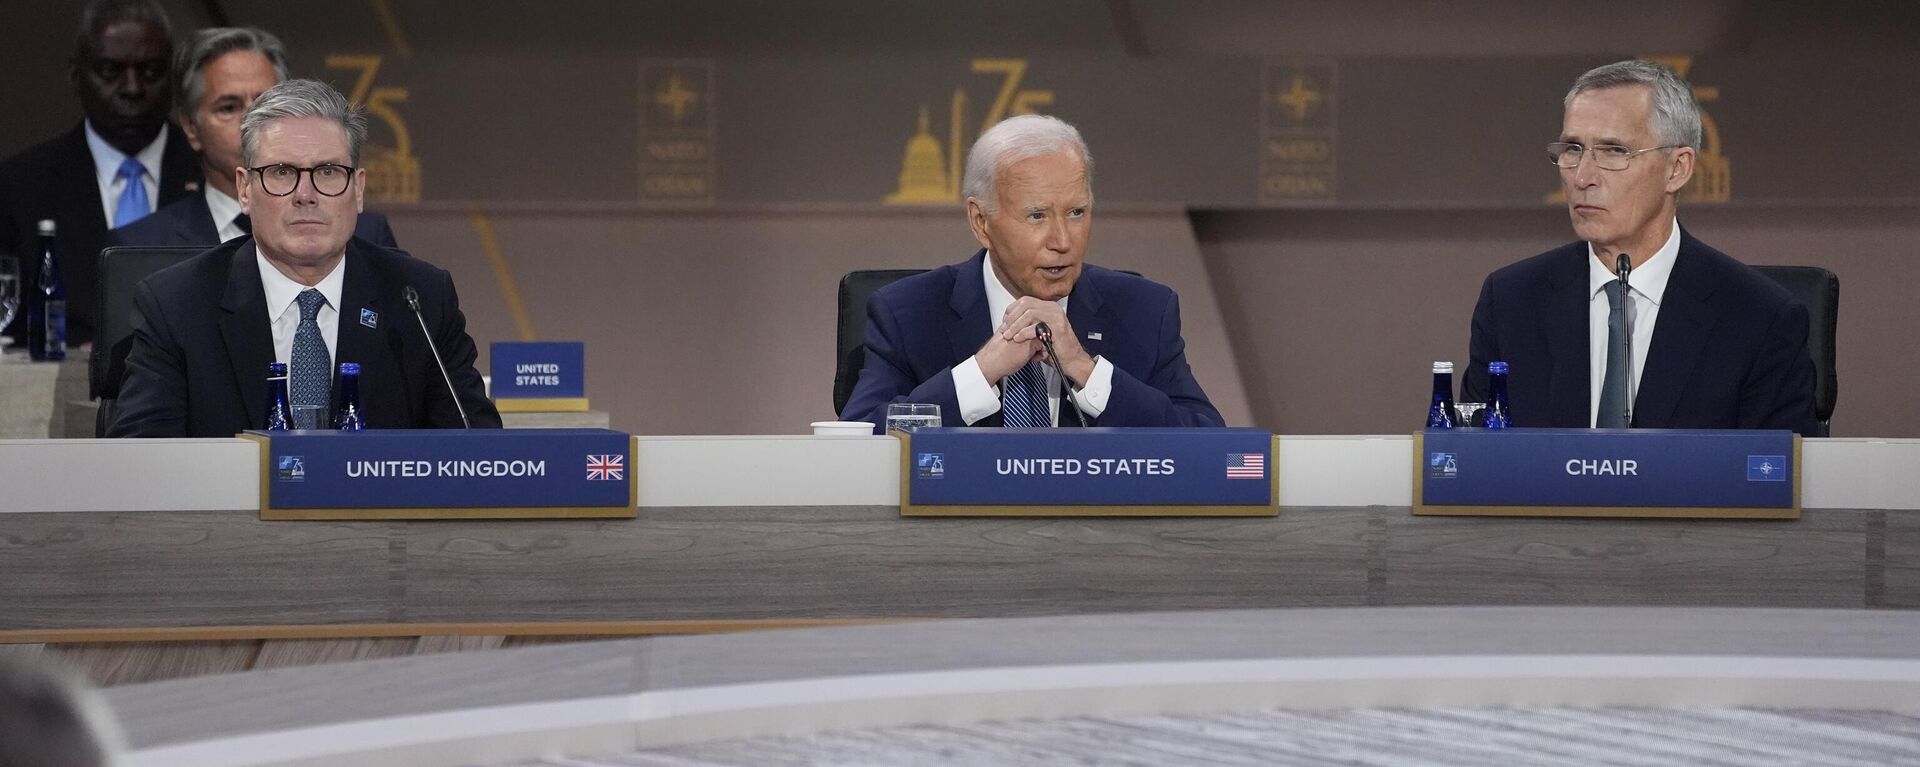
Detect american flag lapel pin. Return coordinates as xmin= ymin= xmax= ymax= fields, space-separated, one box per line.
xmin=1087 ymin=331 xmax=1103 ymax=340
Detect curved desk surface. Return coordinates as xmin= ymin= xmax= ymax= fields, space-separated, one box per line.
xmin=105 ymin=607 xmax=1920 ymax=767
xmin=3 ymin=434 xmax=1918 ymax=690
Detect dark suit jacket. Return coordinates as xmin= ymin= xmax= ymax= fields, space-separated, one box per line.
xmin=107 ymin=237 xmax=502 ymax=437
xmin=1464 ymin=228 xmax=1816 ymax=434
xmin=840 ymin=250 xmax=1223 ymax=429
xmin=0 ymin=123 xmax=201 ymax=345
xmin=108 ymin=191 xmax=399 ymax=250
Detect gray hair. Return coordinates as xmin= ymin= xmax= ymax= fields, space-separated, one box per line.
xmin=241 ymin=78 xmax=369 ymax=166
xmin=962 ymin=114 xmax=1094 ymax=214
xmin=176 ymin=27 xmax=288 ymax=123
xmin=1565 ymin=59 xmax=1702 ymax=149
xmin=75 ymin=0 xmax=172 ymax=56
xmin=0 ymin=655 xmax=125 ymax=767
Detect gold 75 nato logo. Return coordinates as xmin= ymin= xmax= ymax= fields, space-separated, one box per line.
xmin=277 ymin=455 xmax=306 ymax=482
xmin=1428 ymin=452 xmax=1458 ymax=479
xmin=917 ymin=452 xmax=945 ymax=479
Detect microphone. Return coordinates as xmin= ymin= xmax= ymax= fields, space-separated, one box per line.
xmin=1615 ymin=253 xmax=1633 ymax=427
xmin=1033 ymin=322 xmax=1081 ymax=393
xmin=403 ymin=286 xmax=471 ymax=429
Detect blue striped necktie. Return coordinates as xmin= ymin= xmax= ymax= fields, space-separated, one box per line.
xmin=1596 ymin=279 xmax=1630 ymax=428
xmin=112 ymin=156 xmax=151 ymax=228
xmin=291 ymin=289 xmax=331 ymax=427
xmin=1002 ymin=361 xmax=1052 ymax=428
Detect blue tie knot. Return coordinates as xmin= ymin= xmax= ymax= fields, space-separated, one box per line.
xmin=297 ymin=288 xmax=326 ymax=320
xmin=116 ymin=156 xmax=145 ymax=181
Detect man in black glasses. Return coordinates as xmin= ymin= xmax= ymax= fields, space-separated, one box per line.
xmin=1462 ymin=60 xmax=1814 ymax=434
xmin=0 ymin=0 xmax=201 ymax=346
xmin=109 ymin=79 xmax=499 ymax=436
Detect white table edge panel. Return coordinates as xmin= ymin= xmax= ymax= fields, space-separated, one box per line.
xmin=5 ymin=435 xmax=1917 ymax=513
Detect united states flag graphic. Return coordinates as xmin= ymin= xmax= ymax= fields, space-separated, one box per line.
xmin=586 ymin=454 xmax=625 ymax=481
xmin=1226 ymin=453 xmax=1265 ymax=479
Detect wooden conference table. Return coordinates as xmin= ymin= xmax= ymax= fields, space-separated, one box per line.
xmin=1 ymin=433 xmax=1917 ymax=687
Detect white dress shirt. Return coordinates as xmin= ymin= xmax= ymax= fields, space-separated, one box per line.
xmin=84 ymin=121 xmax=167 ymax=226
xmin=257 ymin=250 xmax=344 ymax=370
xmin=953 ymin=255 xmax=1115 ymax=425
xmin=206 ymin=186 xmax=248 ymax=243
xmin=1587 ymin=218 xmax=1679 ymax=427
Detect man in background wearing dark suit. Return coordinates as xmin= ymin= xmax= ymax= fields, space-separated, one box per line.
xmin=1464 ymin=60 xmax=1814 ymax=433
xmin=0 ymin=0 xmax=200 ymax=346
xmin=110 ymin=26 xmax=398 ymax=250
xmin=840 ymin=114 xmax=1222 ymax=430
xmin=109 ymin=79 xmax=499 ymax=437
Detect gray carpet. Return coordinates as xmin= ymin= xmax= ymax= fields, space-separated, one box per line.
xmin=516 ymin=707 xmax=1920 ymax=766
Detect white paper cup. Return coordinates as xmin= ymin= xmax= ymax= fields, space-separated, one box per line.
xmin=811 ymin=420 xmax=875 ymax=436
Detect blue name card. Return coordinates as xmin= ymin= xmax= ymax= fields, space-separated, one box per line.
xmin=901 ymin=427 xmax=1275 ymax=516
xmin=248 ymin=428 xmax=633 ymax=520
xmin=1416 ymin=428 xmax=1798 ymax=518
xmin=490 ymin=342 xmax=586 ymax=399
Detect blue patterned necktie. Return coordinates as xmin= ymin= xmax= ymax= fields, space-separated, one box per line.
xmin=1002 ymin=361 xmax=1052 ymax=428
xmin=112 ymin=156 xmax=151 ymax=228
xmin=1595 ymin=279 xmax=1630 ymax=428
xmin=290 ymin=289 xmax=331 ymax=427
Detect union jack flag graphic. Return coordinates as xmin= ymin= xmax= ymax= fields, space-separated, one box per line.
xmin=586 ymin=454 xmax=625 ymax=481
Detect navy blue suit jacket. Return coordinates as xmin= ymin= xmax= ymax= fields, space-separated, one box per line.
xmin=0 ymin=123 xmax=201 ymax=345
xmin=106 ymin=236 xmax=501 ymax=437
xmin=1463 ymin=228 xmax=1816 ymax=434
xmin=840 ymin=250 xmax=1223 ymax=429
xmin=108 ymin=191 xmax=398 ymax=249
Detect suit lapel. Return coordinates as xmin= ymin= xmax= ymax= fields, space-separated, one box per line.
xmin=1067 ymin=269 xmax=1107 ymax=367
xmin=219 ymin=242 xmax=273 ymax=426
xmin=182 ymin=194 xmax=218 ymax=245
xmin=334 ymin=241 xmax=400 ymax=421
xmin=59 ymin=127 xmax=109 ymax=236
xmin=157 ymin=126 xmax=202 ymax=205
xmin=1543 ymin=249 xmax=1591 ymax=428
xmin=946 ymin=249 xmax=994 ymax=368
xmin=1632 ymin=233 xmax=1716 ymax=428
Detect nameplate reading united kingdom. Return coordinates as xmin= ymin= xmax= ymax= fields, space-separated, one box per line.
xmin=245 ymin=428 xmax=634 ymax=520
xmin=901 ymin=428 xmax=1277 ymax=517
xmin=1414 ymin=428 xmax=1798 ymax=519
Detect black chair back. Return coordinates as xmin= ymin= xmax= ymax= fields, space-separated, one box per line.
xmin=92 ymin=246 xmax=203 ymax=401
xmin=834 ymin=269 xmax=926 ymax=415
xmin=1753 ymin=265 xmax=1838 ymax=436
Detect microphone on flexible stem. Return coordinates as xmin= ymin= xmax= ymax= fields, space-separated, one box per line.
xmin=1033 ymin=322 xmax=1080 ymax=393
xmin=403 ymin=286 xmax=471 ymax=428
xmin=1615 ymin=253 xmax=1634 ymax=427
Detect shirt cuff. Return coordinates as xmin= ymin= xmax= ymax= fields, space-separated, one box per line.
xmin=954 ymin=355 xmax=1002 ymax=425
xmin=1068 ymin=356 xmax=1114 ymax=418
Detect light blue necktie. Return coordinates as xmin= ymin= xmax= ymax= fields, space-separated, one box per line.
xmin=291 ymin=289 xmax=332 ymax=426
xmin=1596 ymin=279 xmax=1630 ymax=428
xmin=1002 ymin=361 xmax=1052 ymax=428
xmin=112 ymin=156 xmax=151 ymax=229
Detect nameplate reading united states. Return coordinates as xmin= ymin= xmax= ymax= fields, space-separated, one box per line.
xmin=245 ymin=428 xmax=634 ymax=520
xmin=490 ymin=341 xmax=589 ymax=411
xmin=1414 ymin=428 xmax=1798 ymax=519
xmin=901 ymin=428 xmax=1277 ymax=517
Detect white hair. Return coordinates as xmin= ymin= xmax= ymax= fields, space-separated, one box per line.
xmin=962 ymin=114 xmax=1093 ymax=214
xmin=1566 ymin=59 xmax=1702 ymax=149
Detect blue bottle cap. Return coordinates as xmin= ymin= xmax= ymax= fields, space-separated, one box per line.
xmin=338 ymin=362 xmax=360 ymax=375
xmin=1489 ymin=361 xmax=1509 ymax=375
xmin=268 ymin=361 xmax=288 ymax=375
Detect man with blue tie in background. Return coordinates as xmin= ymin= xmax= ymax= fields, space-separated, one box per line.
xmin=110 ymin=26 xmax=398 ymax=250
xmin=1464 ymin=60 xmax=1815 ymax=433
xmin=840 ymin=114 xmax=1222 ymax=430
xmin=0 ymin=0 xmax=201 ymax=346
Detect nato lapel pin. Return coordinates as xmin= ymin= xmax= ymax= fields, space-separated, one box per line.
xmin=1087 ymin=331 xmax=1103 ymax=341
xmin=360 ymin=308 xmax=379 ymax=329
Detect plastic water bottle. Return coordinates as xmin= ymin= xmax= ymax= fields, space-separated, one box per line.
xmin=1485 ymin=361 xmax=1513 ymax=429
xmin=334 ymin=362 xmax=365 ymax=431
xmin=27 ymin=220 xmax=65 ymax=361
xmin=1426 ymin=361 xmax=1459 ymax=429
xmin=264 ymin=362 xmax=293 ymax=430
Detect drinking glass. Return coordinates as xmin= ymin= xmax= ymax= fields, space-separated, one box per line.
xmin=0 ymin=256 xmax=19 ymax=335
xmin=292 ymin=404 xmax=326 ymax=431
xmin=885 ymin=403 xmax=941 ymax=434
xmin=1455 ymin=401 xmax=1486 ymax=429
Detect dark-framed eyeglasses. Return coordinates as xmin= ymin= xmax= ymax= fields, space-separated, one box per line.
xmin=247 ymin=164 xmax=357 ymax=197
xmin=1547 ymin=142 xmax=1678 ymax=171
